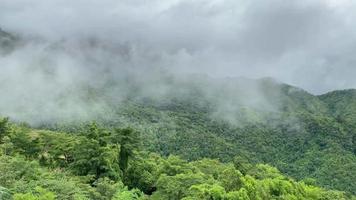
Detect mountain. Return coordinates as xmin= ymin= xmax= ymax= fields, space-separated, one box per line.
xmin=319 ymin=89 xmax=356 ymax=129
xmin=0 ymin=27 xmax=355 ymax=198
xmin=29 ymin=76 xmax=354 ymax=195
xmin=1 ymin=74 xmax=355 ymax=199
xmin=0 ymin=27 xmax=18 ymax=54
xmin=0 ymin=118 xmax=355 ymax=199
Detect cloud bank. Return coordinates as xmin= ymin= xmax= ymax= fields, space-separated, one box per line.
xmin=1 ymin=0 xmax=356 ymax=93
xmin=0 ymin=0 xmax=356 ymax=124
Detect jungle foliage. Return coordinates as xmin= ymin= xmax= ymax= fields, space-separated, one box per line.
xmin=0 ymin=119 xmax=354 ymax=199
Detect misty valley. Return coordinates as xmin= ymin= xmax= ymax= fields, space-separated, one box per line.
xmin=1 ymin=1 xmax=356 ymax=199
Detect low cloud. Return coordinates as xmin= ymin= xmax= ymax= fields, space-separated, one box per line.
xmin=0 ymin=0 xmax=356 ymax=124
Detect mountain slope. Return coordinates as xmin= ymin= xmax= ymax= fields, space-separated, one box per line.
xmin=319 ymin=89 xmax=356 ymax=130
xmin=0 ymin=32 xmax=354 ymax=195
xmin=0 ymin=119 xmax=354 ymax=199
xmin=37 ymin=77 xmax=356 ymax=194
xmin=0 ymin=28 xmax=18 ymax=54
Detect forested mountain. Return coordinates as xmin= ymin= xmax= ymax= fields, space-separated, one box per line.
xmin=0 ymin=28 xmax=18 ymax=54
xmin=319 ymin=89 xmax=356 ymax=132
xmin=124 ymin=81 xmax=356 ymax=194
xmin=1 ymin=28 xmax=356 ymax=199
xmin=23 ymin=77 xmax=354 ymax=196
xmin=0 ymin=118 xmax=355 ymax=200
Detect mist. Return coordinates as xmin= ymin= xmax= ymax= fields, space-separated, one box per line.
xmin=1 ymin=0 xmax=356 ymax=124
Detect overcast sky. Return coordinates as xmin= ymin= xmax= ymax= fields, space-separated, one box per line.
xmin=0 ymin=0 xmax=356 ymax=94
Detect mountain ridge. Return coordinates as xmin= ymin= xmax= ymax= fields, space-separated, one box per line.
xmin=0 ymin=27 xmax=355 ymax=196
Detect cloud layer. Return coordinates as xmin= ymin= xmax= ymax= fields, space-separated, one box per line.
xmin=1 ymin=0 xmax=356 ymax=93
xmin=0 ymin=0 xmax=356 ymax=125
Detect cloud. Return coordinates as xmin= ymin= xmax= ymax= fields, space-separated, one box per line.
xmin=1 ymin=1 xmax=355 ymax=62
xmin=0 ymin=0 xmax=356 ymax=124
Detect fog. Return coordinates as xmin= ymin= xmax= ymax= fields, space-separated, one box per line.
xmin=0 ymin=0 xmax=356 ymax=124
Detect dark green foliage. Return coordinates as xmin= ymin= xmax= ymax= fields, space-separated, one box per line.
xmin=0 ymin=79 xmax=356 ymax=198
xmin=0 ymin=122 xmax=354 ymax=199
xmin=13 ymin=187 xmax=56 ymax=200
xmin=83 ymin=83 xmax=354 ymax=194
xmin=0 ymin=186 xmax=12 ymax=199
xmin=112 ymin=128 xmax=140 ymax=172
xmin=0 ymin=28 xmax=18 ymax=54
xmin=123 ymin=153 xmax=157 ymax=194
xmin=232 ymin=156 xmax=252 ymax=176
xmin=10 ymin=131 xmax=41 ymax=158
xmin=0 ymin=117 xmax=10 ymax=142
xmin=70 ymin=137 xmax=120 ymax=180
xmin=37 ymin=82 xmax=356 ymax=194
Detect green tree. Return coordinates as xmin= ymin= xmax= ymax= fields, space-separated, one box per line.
xmin=111 ymin=128 xmax=140 ymax=172
xmin=0 ymin=136 xmax=14 ymax=155
xmin=218 ymin=165 xmax=243 ymax=192
xmin=0 ymin=186 xmax=11 ymax=200
xmin=225 ymin=188 xmax=250 ymax=200
xmin=89 ymin=178 xmax=121 ymax=200
xmin=70 ymin=138 xmax=120 ymax=180
xmin=13 ymin=187 xmax=56 ymax=200
xmin=0 ymin=117 xmax=10 ymax=143
xmin=186 ymin=183 xmax=226 ymax=200
xmin=152 ymin=172 xmax=206 ymax=200
xmin=124 ymin=155 xmax=156 ymax=194
xmin=233 ymin=156 xmax=252 ymax=176
xmin=10 ymin=131 xmax=40 ymax=158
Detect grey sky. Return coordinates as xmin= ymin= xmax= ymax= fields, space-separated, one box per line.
xmin=0 ymin=0 xmax=356 ymax=94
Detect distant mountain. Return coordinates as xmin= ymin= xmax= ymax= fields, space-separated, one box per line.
xmin=319 ymin=89 xmax=356 ymax=125
xmin=0 ymin=27 xmax=18 ymax=54
xmin=319 ymin=89 xmax=356 ymax=154
xmin=39 ymin=76 xmax=355 ymax=194
xmin=0 ymin=27 xmax=354 ymax=194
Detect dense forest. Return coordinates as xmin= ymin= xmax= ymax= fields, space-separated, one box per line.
xmin=39 ymin=78 xmax=355 ymax=194
xmin=0 ymin=118 xmax=355 ymax=200
xmin=1 ymin=27 xmax=356 ymax=199
xmin=0 ymin=80 xmax=356 ymax=199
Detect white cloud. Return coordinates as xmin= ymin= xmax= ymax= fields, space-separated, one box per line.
xmin=0 ymin=0 xmax=355 ymax=95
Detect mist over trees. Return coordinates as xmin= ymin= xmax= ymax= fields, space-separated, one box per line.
xmin=1 ymin=0 xmax=356 ymax=199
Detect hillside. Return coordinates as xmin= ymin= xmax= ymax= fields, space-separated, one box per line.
xmin=0 ymin=119 xmax=355 ymax=200
xmin=0 ymin=28 xmax=18 ymax=54
xmin=0 ymin=28 xmax=355 ymax=198
xmin=25 ymin=76 xmax=353 ymax=195
xmin=319 ymin=89 xmax=356 ymax=129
